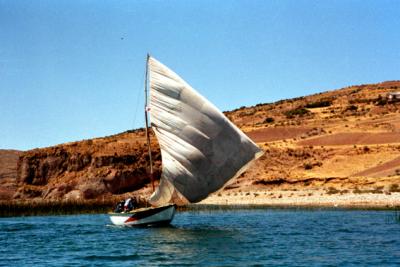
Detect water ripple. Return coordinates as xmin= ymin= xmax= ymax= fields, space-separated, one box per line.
xmin=1 ymin=210 xmax=400 ymax=266
xmin=81 ymin=254 xmax=139 ymax=261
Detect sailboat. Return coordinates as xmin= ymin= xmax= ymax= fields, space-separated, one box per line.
xmin=109 ymin=55 xmax=263 ymax=226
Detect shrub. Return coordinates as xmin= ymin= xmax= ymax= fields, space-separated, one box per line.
xmin=304 ymin=163 xmax=313 ymax=170
xmin=371 ymin=186 xmax=384 ymax=194
xmin=305 ymin=100 xmax=332 ymax=108
xmin=389 ymin=184 xmax=400 ymax=192
xmin=238 ymin=109 xmax=256 ymax=117
xmin=353 ymin=187 xmax=363 ymax=194
xmin=284 ymin=107 xmax=310 ymax=118
xmin=340 ymin=189 xmax=349 ymax=194
xmin=345 ymin=105 xmax=358 ymax=112
xmin=263 ymin=117 xmax=275 ymax=123
xmin=255 ymin=103 xmax=268 ymax=107
xmin=326 ymin=187 xmax=340 ymax=194
xmin=349 ymin=98 xmax=372 ymax=104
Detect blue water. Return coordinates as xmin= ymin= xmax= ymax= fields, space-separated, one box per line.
xmin=1 ymin=209 xmax=399 ymax=266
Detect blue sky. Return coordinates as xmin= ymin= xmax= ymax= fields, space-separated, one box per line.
xmin=1 ymin=0 xmax=399 ymax=150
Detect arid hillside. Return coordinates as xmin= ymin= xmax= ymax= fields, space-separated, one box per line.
xmin=12 ymin=130 xmax=162 ymax=201
xmin=2 ymin=80 xmax=400 ymax=203
xmin=227 ymin=81 xmax=400 ymax=196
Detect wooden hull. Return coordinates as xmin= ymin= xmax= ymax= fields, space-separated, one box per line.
xmin=109 ymin=204 xmax=176 ymax=227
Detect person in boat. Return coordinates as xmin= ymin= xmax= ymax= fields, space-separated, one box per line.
xmin=114 ymin=200 xmax=125 ymax=213
xmin=114 ymin=197 xmax=139 ymax=213
xmin=123 ymin=197 xmax=138 ymax=212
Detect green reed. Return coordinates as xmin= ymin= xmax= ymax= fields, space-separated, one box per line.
xmin=0 ymin=200 xmax=116 ymax=217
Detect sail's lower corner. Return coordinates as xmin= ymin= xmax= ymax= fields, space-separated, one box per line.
xmin=211 ymin=148 xmax=265 ymax=199
xmin=148 ymin=178 xmax=189 ymax=207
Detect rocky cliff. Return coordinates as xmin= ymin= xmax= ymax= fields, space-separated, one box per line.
xmin=14 ymin=130 xmax=161 ymax=201
xmin=0 ymin=149 xmax=21 ymax=200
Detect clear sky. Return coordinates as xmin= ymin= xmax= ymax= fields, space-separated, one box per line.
xmin=1 ymin=0 xmax=399 ymax=150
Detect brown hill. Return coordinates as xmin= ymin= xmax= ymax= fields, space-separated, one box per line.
xmin=5 ymin=80 xmax=400 ymax=203
xmin=13 ymin=130 xmax=162 ymax=201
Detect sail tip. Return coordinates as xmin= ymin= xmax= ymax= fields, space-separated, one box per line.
xmin=255 ymin=149 xmax=265 ymax=160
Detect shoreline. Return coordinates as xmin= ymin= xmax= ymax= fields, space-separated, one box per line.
xmin=1 ymin=190 xmax=400 ymax=217
xmin=197 ymin=190 xmax=400 ymax=210
xmin=186 ymin=203 xmax=400 ymax=211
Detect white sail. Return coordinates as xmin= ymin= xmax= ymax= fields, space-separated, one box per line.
xmin=148 ymin=56 xmax=263 ymax=206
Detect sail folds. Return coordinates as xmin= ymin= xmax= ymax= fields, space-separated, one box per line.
xmin=148 ymin=57 xmax=263 ymax=206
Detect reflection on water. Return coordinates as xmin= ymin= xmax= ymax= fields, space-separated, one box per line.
xmin=1 ymin=209 xmax=400 ymax=266
xmin=393 ymin=211 xmax=400 ymax=223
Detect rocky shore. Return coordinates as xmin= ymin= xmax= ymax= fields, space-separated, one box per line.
xmin=199 ymin=190 xmax=400 ymax=209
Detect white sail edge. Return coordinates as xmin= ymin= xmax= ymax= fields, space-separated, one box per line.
xmin=147 ymin=56 xmax=264 ymax=206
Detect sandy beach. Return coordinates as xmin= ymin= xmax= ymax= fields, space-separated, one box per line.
xmin=199 ymin=189 xmax=400 ymax=209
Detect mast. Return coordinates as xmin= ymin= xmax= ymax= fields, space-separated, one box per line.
xmin=144 ymin=54 xmax=155 ymax=192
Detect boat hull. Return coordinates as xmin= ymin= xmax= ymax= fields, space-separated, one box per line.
xmin=109 ymin=204 xmax=176 ymax=227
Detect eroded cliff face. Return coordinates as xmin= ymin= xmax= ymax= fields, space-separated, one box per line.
xmin=14 ymin=130 xmax=161 ymax=201
xmin=0 ymin=150 xmax=22 ymax=200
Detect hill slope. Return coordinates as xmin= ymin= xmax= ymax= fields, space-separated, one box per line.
xmin=5 ymin=80 xmax=400 ymax=203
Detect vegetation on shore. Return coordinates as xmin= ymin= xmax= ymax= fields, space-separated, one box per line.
xmin=0 ymin=200 xmax=116 ymax=217
xmin=1 ymin=199 xmax=400 ymax=218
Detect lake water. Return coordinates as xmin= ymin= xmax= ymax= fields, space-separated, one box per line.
xmin=1 ymin=209 xmax=399 ymax=266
